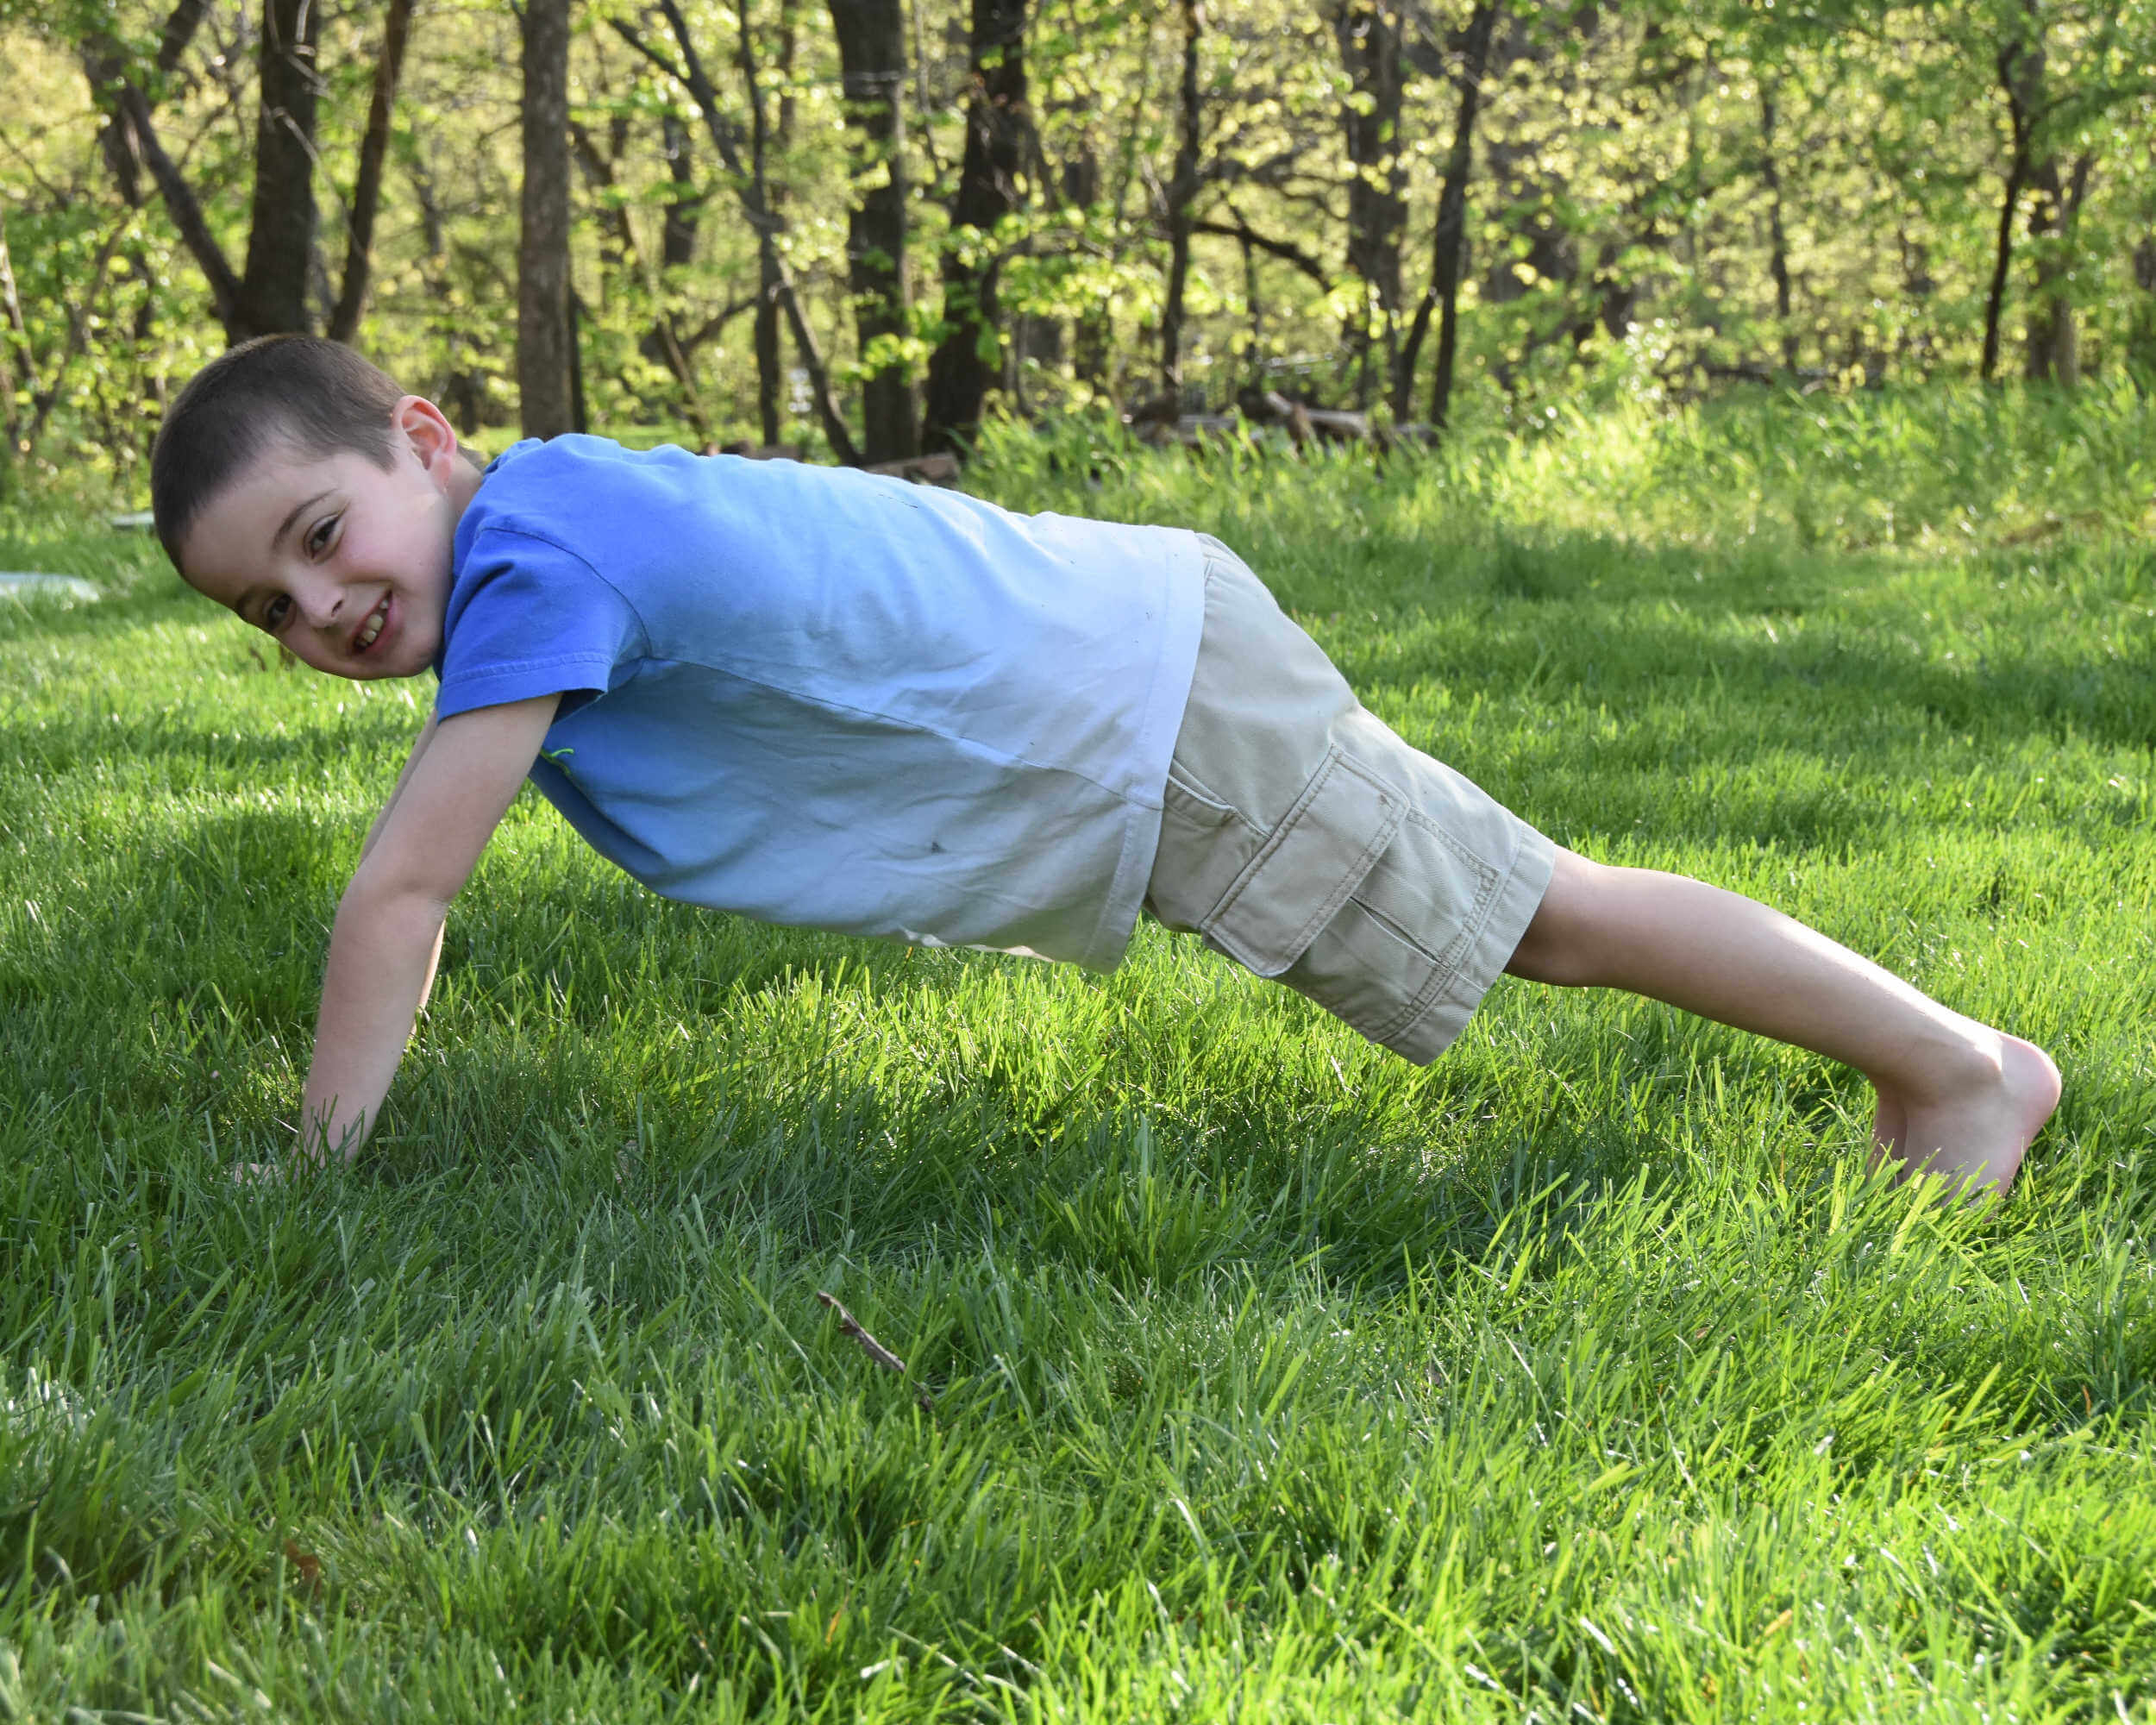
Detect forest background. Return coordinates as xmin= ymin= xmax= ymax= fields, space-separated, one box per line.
xmin=2 ymin=0 xmax=2154 ymax=483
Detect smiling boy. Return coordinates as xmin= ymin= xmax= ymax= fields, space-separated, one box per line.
xmin=154 ymin=336 xmax=2059 ymax=1194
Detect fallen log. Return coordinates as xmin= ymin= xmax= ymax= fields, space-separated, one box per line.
xmin=864 ymin=451 xmax=961 ymax=486
xmin=1237 ymin=388 xmax=1374 ymax=447
xmin=1299 ymin=405 xmax=1371 ymax=444
xmin=1123 ymin=392 xmax=1184 ymax=428
xmin=1134 ymin=413 xmax=1245 ymax=448
xmin=707 ymin=440 xmax=805 ymax=461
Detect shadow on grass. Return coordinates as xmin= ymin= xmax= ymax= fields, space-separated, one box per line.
xmin=1314 ymin=525 xmax=2156 ymax=756
xmin=0 ymin=715 xmax=381 ymax=783
xmin=0 ymin=573 xmax=193 ymax=642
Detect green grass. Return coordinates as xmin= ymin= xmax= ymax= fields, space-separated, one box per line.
xmin=2 ymin=382 xmax=2154 ymax=1721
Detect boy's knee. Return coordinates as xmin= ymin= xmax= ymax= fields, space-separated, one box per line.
xmin=1504 ymin=849 xmax=1614 ymax=988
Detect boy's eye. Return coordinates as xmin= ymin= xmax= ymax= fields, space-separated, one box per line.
xmin=263 ymin=593 xmax=292 ymax=631
xmin=306 ymin=515 xmax=340 ymax=555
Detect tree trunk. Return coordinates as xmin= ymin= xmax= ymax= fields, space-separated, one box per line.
xmin=328 ymin=0 xmax=416 ymax=343
xmin=1334 ymin=0 xmax=1407 ymax=411
xmin=660 ymin=112 xmax=702 ymax=269
xmin=518 ymin=0 xmax=576 ymax=437
xmin=830 ymin=0 xmax=918 ymax=462
xmin=634 ymin=112 xmax=711 ymax=423
xmin=1981 ymin=166 xmax=2028 ymax=383
xmin=406 ymin=143 xmax=485 ymax=434
xmin=1460 ymin=9 xmax=1584 ymax=394
xmin=1062 ymin=144 xmax=1109 ymax=393
xmin=2129 ymin=236 xmax=2156 ymax=380
xmin=2022 ymin=162 xmax=2065 ymax=385
xmin=236 ymin=0 xmax=321 ymax=336
xmin=2023 ymin=152 xmax=2092 ymax=386
xmin=0 ymin=203 xmax=25 ymax=490
xmin=568 ymin=289 xmax=589 ymax=432
xmin=1402 ymin=0 xmax=1499 ymax=431
xmin=569 ymin=114 xmax=635 ymax=273
xmin=621 ymin=1 xmax=861 ymax=461
xmin=921 ymin=0 xmax=1031 ymax=455
xmin=569 ymin=114 xmax=711 ymax=440
xmin=1158 ymin=0 xmax=1203 ymax=397
xmin=1982 ymin=36 xmax=2040 ymax=383
xmin=1758 ymin=79 xmax=1796 ymax=371
xmin=90 ymin=0 xmax=210 ymax=210
xmin=737 ymin=0 xmax=786 ymax=446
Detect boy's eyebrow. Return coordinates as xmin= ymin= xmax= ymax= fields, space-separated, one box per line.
xmin=272 ymin=487 xmax=335 ymax=553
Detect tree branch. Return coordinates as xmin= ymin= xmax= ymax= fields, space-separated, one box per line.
xmin=679 ymin=292 xmax=761 ymax=351
xmin=631 ymin=0 xmax=862 ymax=463
xmin=611 ymin=11 xmax=761 ymax=216
xmin=85 ymin=58 xmax=243 ymax=332
xmin=1193 ymin=214 xmax=1329 ymax=287
xmin=157 ymin=0 xmax=215 ymax=78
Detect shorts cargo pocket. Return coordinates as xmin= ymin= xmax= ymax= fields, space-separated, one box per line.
xmin=1200 ymin=746 xmax=1405 ymax=977
xmin=1282 ymin=810 xmax=1503 ymax=1060
xmin=1145 ymin=766 xmax=1247 ymax=936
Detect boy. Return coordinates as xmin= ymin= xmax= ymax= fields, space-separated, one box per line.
xmin=153 ymin=337 xmax=2059 ymax=1194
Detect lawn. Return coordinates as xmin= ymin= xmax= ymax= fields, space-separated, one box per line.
xmin=2 ymin=383 xmax=2153 ymax=1721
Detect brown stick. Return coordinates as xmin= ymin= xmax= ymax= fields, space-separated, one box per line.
xmin=816 ymin=1291 xmax=932 ymax=1408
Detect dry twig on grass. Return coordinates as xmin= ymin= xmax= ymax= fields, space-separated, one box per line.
xmin=816 ymin=1291 xmax=934 ymax=1411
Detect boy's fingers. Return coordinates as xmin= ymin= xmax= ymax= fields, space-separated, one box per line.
xmin=230 ymin=1161 xmax=289 ymax=1187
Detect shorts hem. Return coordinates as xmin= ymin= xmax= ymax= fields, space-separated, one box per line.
xmin=1376 ymin=824 xmax=1557 ymax=1064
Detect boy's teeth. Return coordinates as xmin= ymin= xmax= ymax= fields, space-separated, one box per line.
xmin=357 ymin=599 xmax=386 ymax=648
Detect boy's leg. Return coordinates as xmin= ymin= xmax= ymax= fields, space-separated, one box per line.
xmin=1505 ymin=849 xmax=2059 ymax=1195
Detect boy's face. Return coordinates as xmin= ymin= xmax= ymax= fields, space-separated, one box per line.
xmin=177 ymin=396 xmax=474 ymax=681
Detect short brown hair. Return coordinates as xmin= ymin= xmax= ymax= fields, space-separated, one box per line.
xmin=151 ymin=336 xmax=404 ymax=568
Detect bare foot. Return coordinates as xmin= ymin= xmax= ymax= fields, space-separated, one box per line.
xmin=1889 ymin=1032 xmax=2060 ymax=1200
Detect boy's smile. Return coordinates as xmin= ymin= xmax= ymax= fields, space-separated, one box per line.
xmin=177 ymin=396 xmax=479 ymax=681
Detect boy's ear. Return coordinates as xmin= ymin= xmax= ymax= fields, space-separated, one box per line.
xmin=392 ymin=394 xmax=460 ymax=480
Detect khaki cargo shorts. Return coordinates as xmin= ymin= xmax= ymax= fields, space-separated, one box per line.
xmin=1144 ymin=538 xmax=1557 ymax=1063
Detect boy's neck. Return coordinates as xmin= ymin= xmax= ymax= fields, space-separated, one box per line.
xmin=446 ymin=446 xmax=487 ymax=524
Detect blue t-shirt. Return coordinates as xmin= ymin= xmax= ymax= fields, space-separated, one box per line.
xmin=436 ymin=436 xmax=1206 ymax=971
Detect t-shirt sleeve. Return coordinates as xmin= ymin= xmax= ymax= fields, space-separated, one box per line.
xmin=435 ymin=526 xmax=644 ymax=721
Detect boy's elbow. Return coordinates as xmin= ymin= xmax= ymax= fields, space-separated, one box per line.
xmin=337 ymin=861 xmax=456 ymax=935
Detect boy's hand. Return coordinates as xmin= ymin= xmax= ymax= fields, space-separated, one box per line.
xmin=232 ymin=1159 xmax=294 ymax=1187
xmin=296 ymin=693 xmax=561 ymax=1167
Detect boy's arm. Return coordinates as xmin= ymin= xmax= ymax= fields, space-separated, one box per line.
xmin=296 ymin=693 xmax=561 ymax=1167
xmin=360 ymin=708 xmax=440 ymax=865
xmin=359 ymin=710 xmax=446 ymax=1009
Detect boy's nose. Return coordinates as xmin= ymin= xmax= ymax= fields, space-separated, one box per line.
xmin=296 ymin=580 xmax=345 ymax=630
